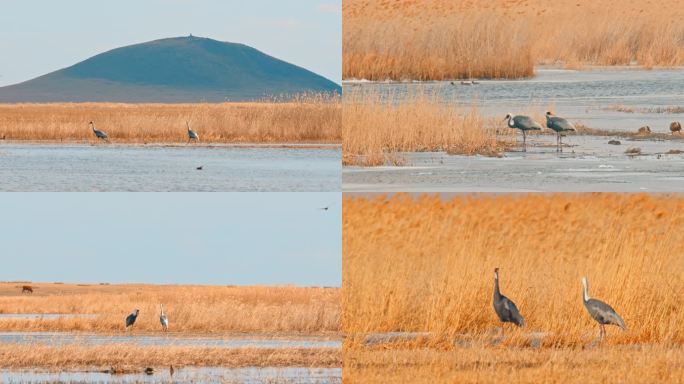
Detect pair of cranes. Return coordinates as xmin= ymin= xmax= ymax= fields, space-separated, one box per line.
xmin=125 ymin=305 xmax=169 ymax=331
xmin=90 ymin=121 xmax=199 ymax=143
xmin=504 ymin=111 xmax=576 ymax=152
xmin=493 ymin=267 xmax=626 ymax=341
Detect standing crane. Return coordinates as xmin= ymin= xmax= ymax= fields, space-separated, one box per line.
xmin=125 ymin=309 xmax=139 ymax=330
xmin=493 ymin=267 xmax=525 ymax=335
xmin=90 ymin=121 xmax=109 ymax=142
xmin=582 ymin=277 xmax=626 ymax=341
xmin=545 ymin=112 xmax=576 ymax=152
xmin=160 ymin=304 xmax=169 ymax=331
xmin=187 ymin=121 xmax=199 ymax=143
xmin=504 ymin=114 xmax=542 ymax=152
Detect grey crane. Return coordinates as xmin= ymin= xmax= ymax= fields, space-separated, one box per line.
xmin=582 ymin=277 xmax=626 ymax=341
xmin=187 ymin=121 xmax=199 ymax=143
xmin=504 ymin=114 xmax=542 ymax=152
xmin=90 ymin=121 xmax=109 ymax=142
xmin=493 ymin=267 xmax=525 ymax=335
xmin=160 ymin=304 xmax=169 ymax=331
xmin=545 ymin=112 xmax=576 ymax=152
xmin=125 ymin=309 xmax=139 ymax=330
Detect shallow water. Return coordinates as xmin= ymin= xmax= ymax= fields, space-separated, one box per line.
xmin=0 ymin=367 xmax=341 ymax=384
xmin=343 ymin=135 xmax=684 ymax=192
xmin=0 ymin=332 xmax=341 ymax=349
xmin=345 ymin=68 xmax=684 ymax=133
xmin=0 ymin=144 xmax=341 ymax=191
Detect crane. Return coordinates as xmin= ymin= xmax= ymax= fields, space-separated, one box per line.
xmin=125 ymin=309 xmax=139 ymax=330
xmin=187 ymin=121 xmax=199 ymax=143
xmin=545 ymin=112 xmax=576 ymax=152
xmin=582 ymin=277 xmax=626 ymax=341
xmin=160 ymin=304 xmax=169 ymax=331
xmin=493 ymin=267 xmax=525 ymax=335
xmin=504 ymin=114 xmax=542 ymax=152
xmin=90 ymin=121 xmax=109 ymax=142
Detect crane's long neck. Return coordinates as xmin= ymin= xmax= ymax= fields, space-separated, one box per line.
xmin=494 ymin=272 xmax=501 ymax=298
xmin=507 ymin=117 xmax=515 ymax=128
xmin=160 ymin=305 xmax=164 ymax=315
xmin=582 ymin=278 xmax=590 ymax=302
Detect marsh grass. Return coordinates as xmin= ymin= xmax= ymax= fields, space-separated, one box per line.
xmin=343 ymin=193 xmax=684 ymax=343
xmin=343 ymin=0 xmax=684 ymax=80
xmin=343 ymin=89 xmax=503 ymax=166
xmin=0 ymin=96 xmax=340 ymax=144
xmin=0 ymin=344 xmax=340 ymax=369
xmin=0 ymin=283 xmax=340 ymax=334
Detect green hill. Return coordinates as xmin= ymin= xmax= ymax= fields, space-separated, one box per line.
xmin=0 ymin=36 xmax=340 ymax=102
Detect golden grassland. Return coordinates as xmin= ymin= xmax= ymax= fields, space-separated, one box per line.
xmin=0 ymin=282 xmax=339 ymax=335
xmin=0 ymin=97 xmax=340 ymax=144
xmin=342 ymin=89 xmax=505 ymax=165
xmin=343 ymin=0 xmax=684 ymax=80
xmin=0 ymin=344 xmax=340 ymax=370
xmin=342 ymin=193 xmax=684 ymax=382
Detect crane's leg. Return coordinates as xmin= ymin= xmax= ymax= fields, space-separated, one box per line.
xmin=522 ymin=131 xmax=527 ymax=152
xmin=559 ymin=133 xmax=563 ymax=152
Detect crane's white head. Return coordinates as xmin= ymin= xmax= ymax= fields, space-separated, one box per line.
xmin=133 ymin=309 xmax=140 ymax=315
xmin=581 ymin=277 xmax=590 ymax=301
xmin=503 ymin=113 xmax=512 ymax=121
xmin=494 ymin=267 xmax=499 ymax=280
xmin=546 ymin=111 xmax=554 ymax=116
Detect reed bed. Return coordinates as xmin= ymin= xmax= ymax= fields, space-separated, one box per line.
xmin=342 ymin=193 xmax=684 ymax=381
xmin=345 ymin=345 xmax=684 ymax=383
xmin=0 ymin=96 xmax=340 ymax=144
xmin=343 ymin=193 xmax=684 ymax=342
xmin=343 ymin=0 xmax=684 ymax=80
xmin=0 ymin=344 xmax=340 ymax=369
xmin=343 ymin=89 xmax=503 ymax=165
xmin=0 ymin=283 xmax=340 ymax=334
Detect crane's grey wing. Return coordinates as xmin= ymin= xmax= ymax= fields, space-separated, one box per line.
xmin=514 ymin=115 xmax=542 ymax=130
xmin=548 ymin=116 xmax=576 ymax=131
xmin=503 ymin=296 xmax=526 ymax=327
xmin=587 ymin=299 xmax=625 ymax=329
xmin=125 ymin=314 xmax=135 ymax=326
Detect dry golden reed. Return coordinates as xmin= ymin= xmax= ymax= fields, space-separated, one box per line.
xmin=0 ymin=97 xmax=340 ymax=144
xmin=343 ymin=0 xmax=684 ymax=80
xmin=342 ymin=193 xmax=684 ymax=382
xmin=343 ymin=193 xmax=684 ymax=343
xmin=0 ymin=283 xmax=339 ymax=335
xmin=343 ymin=89 xmax=502 ymax=165
xmin=0 ymin=344 xmax=340 ymax=369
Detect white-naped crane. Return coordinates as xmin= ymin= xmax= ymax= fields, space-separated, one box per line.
xmin=125 ymin=309 xmax=139 ymax=330
xmin=546 ymin=111 xmax=576 ymax=152
xmin=160 ymin=304 xmax=169 ymax=331
xmin=504 ymin=114 xmax=542 ymax=152
xmin=493 ymin=267 xmax=525 ymax=335
xmin=187 ymin=121 xmax=199 ymax=143
xmin=90 ymin=121 xmax=109 ymax=142
xmin=582 ymin=277 xmax=626 ymax=341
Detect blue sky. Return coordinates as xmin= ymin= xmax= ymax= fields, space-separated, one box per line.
xmin=0 ymin=193 xmax=341 ymax=286
xmin=0 ymin=0 xmax=341 ymax=87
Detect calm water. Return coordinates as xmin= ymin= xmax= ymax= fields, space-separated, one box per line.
xmin=345 ymin=68 xmax=684 ymax=133
xmin=0 ymin=332 xmax=340 ymax=349
xmin=344 ymin=135 xmax=684 ymax=192
xmin=0 ymin=367 xmax=341 ymax=384
xmin=0 ymin=144 xmax=341 ymax=191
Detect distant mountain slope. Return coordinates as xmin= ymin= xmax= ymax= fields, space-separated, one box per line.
xmin=0 ymin=36 xmax=340 ymax=102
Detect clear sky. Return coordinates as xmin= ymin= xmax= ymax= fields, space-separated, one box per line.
xmin=0 ymin=0 xmax=341 ymax=87
xmin=0 ymin=193 xmax=341 ymax=286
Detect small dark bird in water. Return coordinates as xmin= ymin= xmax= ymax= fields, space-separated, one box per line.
xmin=319 ymin=203 xmax=335 ymax=211
xmin=144 ymin=367 xmax=154 ymax=375
xmin=492 ymin=267 xmax=525 ymax=336
xmin=196 ymin=166 xmax=203 ymax=170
